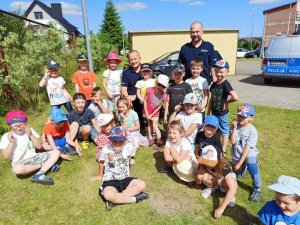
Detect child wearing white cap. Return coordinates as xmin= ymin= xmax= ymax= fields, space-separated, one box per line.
xmin=258 ymin=175 xmax=300 ymax=224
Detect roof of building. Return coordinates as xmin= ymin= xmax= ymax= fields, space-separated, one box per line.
xmin=24 ymin=0 xmax=82 ymax=35
xmin=263 ymin=1 xmax=297 ymax=14
xmin=129 ymin=28 xmax=239 ymax=34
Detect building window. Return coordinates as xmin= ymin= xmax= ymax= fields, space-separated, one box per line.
xmin=34 ymin=12 xmax=43 ymax=19
xmin=296 ymin=12 xmax=300 ymax=22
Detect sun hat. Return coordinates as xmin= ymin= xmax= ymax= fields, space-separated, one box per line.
xmin=183 ymin=93 xmax=198 ymax=105
xmin=77 ymin=53 xmax=88 ymax=61
xmin=204 ymin=115 xmax=219 ymax=128
xmin=157 ymin=74 xmax=169 ymax=88
xmin=109 ymin=126 xmax=127 ymax=141
xmin=214 ymin=60 xmax=229 ymax=70
xmin=173 ymin=160 xmax=198 ymax=182
xmin=105 ymin=53 xmax=122 ymax=64
xmin=140 ymin=63 xmax=152 ymax=72
xmin=5 ymin=110 xmax=27 ymax=125
xmin=172 ymin=63 xmax=185 ymax=74
xmin=196 ymin=145 xmax=221 ymax=167
xmin=267 ymin=175 xmax=300 ymax=196
xmin=51 ymin=109 xmax=67 ymax=123
xmin=237 ymin=103 xmax=255 ymax=118
xmin=97 ymin=114 xmax=114 ymax=127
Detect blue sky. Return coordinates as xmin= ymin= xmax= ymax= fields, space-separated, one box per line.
xmin=0 ymin=0 xmax=296 ymax=37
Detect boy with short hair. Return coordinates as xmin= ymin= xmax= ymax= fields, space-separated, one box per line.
xmin=88 ymin=87 xmax=109 ymax=119
xmin=230 ymin=103 xmax=262 ymax=202
xmin=68 ymin=93 xmax=100 ymax=150
xmin=0 ymin=110 xmax=60 ymax=185
xmin=164 ymin=63 xmax=193 ymax=124
xmin=185 ymin=59 xmax=209 ymax=121
xmin=43 ymin=109 xmax=82 ymax=160
xmin=98 ymin=126 xmax=149 ymax=210
xmin=208 ymin=60 xmax=238 ymax=153
xmin=258 ymin=175 xmax=300 ymax=224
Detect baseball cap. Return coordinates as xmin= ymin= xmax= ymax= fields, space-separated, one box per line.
xmin=157 ymin=74 xmax=169 ymax=88
xmin=109 ymin=126 xmax=127 ymax=141
xmin=5 ymin=110 xmax=27 ymax=125
xmin=77 ymin=53 xmax=88 ymax=61
xmin=183 ymin=93 xmax=198 ymax=105
xmin=46 ymin=59 xmax=60 ymax=70
xmin=214 ymin=60 xmax=229 ymax=70
xmin=51 ymin=109 xmax=67 ymax=123
xmin=172 ymin=63 xmax=185 ymax=74
xmin=204 ymin=115 xmax=219 ymax=128
xmin=97 ymin=114 xmax=114 ymax=127
xmin=140 ymin=63 xmax=152 ymax=72
xmin=267 ymin=175 xmax=300 ymax=196
xmin=173 ymin=160 xmax=198 ymax=182
xmin=237 ymin=103 xmax=255 ymax=118
xmin=196 ymin=145 xmax=221 ymax=167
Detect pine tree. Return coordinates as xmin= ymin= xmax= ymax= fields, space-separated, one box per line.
xmin=99 ymin=0 xmax=123 ymax=50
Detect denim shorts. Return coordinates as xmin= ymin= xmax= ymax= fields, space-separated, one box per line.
xmin=57 ymin=144 xmax=77 ymax=155
xmin=217 ymin=113 xmax=229 ymax=136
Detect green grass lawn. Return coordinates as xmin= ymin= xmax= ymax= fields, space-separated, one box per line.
xmin=1 ymin=102 xmax=299 ymax=225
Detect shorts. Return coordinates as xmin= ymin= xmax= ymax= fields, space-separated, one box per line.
xmin=98 ymin=177 xmax=136 ymax=199
xmin=13 ymin=151 xmax=52 ymax=167
xmin=58 ymin=144 xmax=77 ymax=155
xmin=216 ymin=113 xmax=229 ymax=136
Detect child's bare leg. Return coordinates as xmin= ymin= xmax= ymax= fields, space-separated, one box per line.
xmin=12 ymin=164 xmax=41 ymax=175
xmin=122 ymin=179 xmax=146 ymax=197
xmin=152 ymin=120 xmax=161 ymax=142
xmin=163 ymin=148 xmax=174 ymax=166
xmin=40 ymin=150 xmax=60 ymax=172
xmin=222 ymin=135 xmax=229 ymax=153
xmin=70 ymin=122 xmax=79 ymax=141
xmin=147 ymin=119 xmax=153 ymax=139
xmin=81 ymin=125 xmax=91 ymax=141
xmin=103 ymin=187 xmax=135 ymax=204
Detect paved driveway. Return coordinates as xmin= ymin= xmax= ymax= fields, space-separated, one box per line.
xmin=227 ymin=60 xmax=300 ymax=110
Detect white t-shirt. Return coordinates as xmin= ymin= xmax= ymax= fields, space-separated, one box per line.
xmin=176 ymin=111 xmax=202 ymax=144
xmin=0 ymin=128 xmax=40 ymax=165
xmin=103 ymin=68 xmax=123 ymax=95
xmin=88 ymin=99 xmax=109 ymax=119
xmin=165 ymin=137 xmax=196 ymax=161
xmin=135 ymin=78 xmax=156 ymax=99
xmin=46 ymin=77 xmax=69 ymax=105
xmin=100 ymin=142 xmax=134 ymax=182
xmin=185 ymin=76 xmax=208 ymax=112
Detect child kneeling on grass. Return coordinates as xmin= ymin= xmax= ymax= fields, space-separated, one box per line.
xmin=258 ymin=175 xmax=300 ymax=225
xmin=98 ymin=126 xmax=149 ymax=210
xmin=42 ymin=109 xmax=82 ymax=160
xmin=0 ymin=110 xmax=60 ymax=185
xmin=196 ymin=145 xmax=237 ymax=219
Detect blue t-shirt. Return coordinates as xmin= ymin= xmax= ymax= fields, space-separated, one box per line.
xmin=68 ymin=108 xmax=95 ymax=126
xmin=178 ymin=41 xmax=215 ymax=80
xmin=121 ymin=67 xmax=141 ymax=95
xmin=258 ymin=200 xmax=300 ymax=225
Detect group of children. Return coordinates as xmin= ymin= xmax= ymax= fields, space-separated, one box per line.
xmin=0 ymin=51 xmax=299 ymax=223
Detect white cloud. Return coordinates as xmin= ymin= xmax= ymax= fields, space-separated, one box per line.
xmin=10 ymin=1 xmax=31 ymax=11
xmin=249 ymin=0 xmax=281 ymax=4
xmin=160 ymin=0 xmax=204 ymax=5
xmin=116 ymin=2 xmax=147 ymax=12
xmin=189 ymin=1 xmax=204 ymax=6
xmin=58 ymin=2 xmax=82 ymax=16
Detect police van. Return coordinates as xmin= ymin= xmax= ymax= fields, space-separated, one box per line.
xmin=262 ymin=35 xmax=300 ymax=84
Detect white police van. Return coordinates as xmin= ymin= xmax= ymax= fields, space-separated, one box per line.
xmin=262 ymin=35 xmax=300 ymax=84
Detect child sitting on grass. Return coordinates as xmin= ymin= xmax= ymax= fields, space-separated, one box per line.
xmin=0 ymin=110 xmax=60 ymax=185
xmin=98 ymin=126 xmax=149 ymax=211
xmin=230 ymin=103 xmax=262 ymax=202
xmin=42 ymin=109 xmax=82 ymax=160
xmin=258 ymin=175 xmax=300 ymax=225
xmin=68 ymin=93 xmax=100 ymax=150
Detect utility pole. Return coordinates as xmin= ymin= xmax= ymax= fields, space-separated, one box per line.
xmin=81 ymin=0 xmax=93 ymax=71
xmin=250 ymin=12 xmax=254 ymax=50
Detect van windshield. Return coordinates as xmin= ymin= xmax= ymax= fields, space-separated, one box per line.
xmin=269 ymin=37 xmax=300 ymax=55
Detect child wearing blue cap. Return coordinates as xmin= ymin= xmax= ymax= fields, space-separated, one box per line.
xmin=98 ymin=126 xmax=149 ymax=211
xmin=258 ymin=175 xmax=300 ymax=224
xmin=229 ymin=103 xmax=262 ymax=202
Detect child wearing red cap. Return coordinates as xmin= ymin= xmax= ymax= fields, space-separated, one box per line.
xmin=102 ymin=52 xmax=123 ymax=113
xmin=0 ymin=110 xmax=60 ymax=185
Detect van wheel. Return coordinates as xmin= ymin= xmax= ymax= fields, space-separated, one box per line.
xmin=264 ymin=78 xmax=272 ymax=84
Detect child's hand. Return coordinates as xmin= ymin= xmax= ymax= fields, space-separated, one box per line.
xmin=61 ymin=154 xmax=72 ymax=161
xmin=25 ymin=126 xmax=32 ymax=138
xmin=8 ymin=131 xmax=15 ymax=143
xmin=44 ymin=67 xmax=50 ymax=76
xmin=223 ymin=102 xmax=229 ymax=112
xmin=107 ymin=93 xmax=113 ymax=99
xmin=91 ymin=175 xmax=102 ymax=182
xmin=147 ymin=114 xmax=152 ymax=120
xmin=232 ymin=120 xmax=238 ymax=129
xmin=214 ymin=206 xmax=225 ymax=219
xmin=234 ymin=162 xmax=242 ymax=172
xmin=174 ymin=104 xmax=181 ymax=113
xmin=76 ymin=145 xmax=82 ymax=157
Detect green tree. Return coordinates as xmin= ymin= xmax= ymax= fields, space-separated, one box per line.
xmin=99 ymin=0 xmax=123 ymax=50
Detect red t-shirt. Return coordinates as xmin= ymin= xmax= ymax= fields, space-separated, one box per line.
xmin=72 ymin=70 xmax=97 ymax=100
xmin=44 ymin=121 xmax=70 ymax=140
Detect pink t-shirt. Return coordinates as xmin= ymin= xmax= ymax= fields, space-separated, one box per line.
xmin=145 ymin=87 xmax=168 ymax=117
xmin=96 ymin=132 xmax=111 ymax=162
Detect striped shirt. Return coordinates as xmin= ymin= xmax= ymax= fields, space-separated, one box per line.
xmin=96 ymin=132 xmax=111 ymax=162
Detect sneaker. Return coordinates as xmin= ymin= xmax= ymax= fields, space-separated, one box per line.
xmin=81 ymin=141 xmax=90 ymax=150
xmin=130 ymin=158 xmax=135 ymax=165
xmin=135 ymin=192 xmax=149 ymax=203
xmin=201 ymin=187 xmax=217 ymax=199
xmin=159 ymin=165 xmax=172 ymax=173
xmin=228 ymin=198 xmax=236 ymax=207
xmin=249 ymin=189 xmax=261 ymax=202
xmin=106 ymin=201 xmax=115 ymax=211
xmin=32 ymin=173 xmax=54 ymax=185
xmin=50 ymin=164 xmax=60 ymax=173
